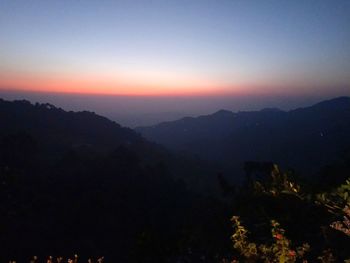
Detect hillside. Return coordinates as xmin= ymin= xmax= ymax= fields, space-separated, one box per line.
xmin=136 ymin=97 xmax=350 ymax=179
xmin=0 ymin=98 xmax=229 ymax=262
xmin=0 ymin=97 xmax=349 ymax=262
xmin=0 ymin=99 xmax=145 ymax=153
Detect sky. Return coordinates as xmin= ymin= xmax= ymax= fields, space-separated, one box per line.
xmin=0 ymin=0 xmax=349 ymax=126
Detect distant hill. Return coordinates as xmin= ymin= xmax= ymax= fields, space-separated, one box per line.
xmin=136 ymin=97 xmax=350 ymax=178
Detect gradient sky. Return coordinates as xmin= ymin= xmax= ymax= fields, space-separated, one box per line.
xmin=1 ymin=0 xmax=350 ymax=96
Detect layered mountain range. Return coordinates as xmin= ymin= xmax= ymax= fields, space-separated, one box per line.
xmin=137 ymin=97 xmax=350 ymax=178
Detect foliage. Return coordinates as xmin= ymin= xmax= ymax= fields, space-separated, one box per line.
xmin=228 ymin=164 xmax=350 ymax=263
xmin=316 ymin=179 xmax=350 ymax=214
xmin=249 ymin=164 xmax=302 ymax=198
xmin=316 ymin=179 xmax=350 ymax=236
xmin=231 ymin=216 xmax=309 ymax=263
xmin=330 ymin=205 xmax=350 ymax=236
xmin=8 ymin=255 xmax=104 ymax=263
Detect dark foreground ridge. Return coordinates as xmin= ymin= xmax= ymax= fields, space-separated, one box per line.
xmin=0 ymin=97 xmax=349 ymax=262
xmin=0 ymin=98 xmax=229 ymax=262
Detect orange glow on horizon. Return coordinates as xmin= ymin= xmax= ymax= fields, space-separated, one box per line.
xmin=0 ymin=70 xmax=330 ymax=97
xmin=0 ymin=71 xmax=254 ymax=97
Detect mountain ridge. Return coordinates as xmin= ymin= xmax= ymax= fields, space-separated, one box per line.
xmin=136 ymin=96 xmax=350 ymax=179
xmin=0 ymin=97 xmax=221 ymax=192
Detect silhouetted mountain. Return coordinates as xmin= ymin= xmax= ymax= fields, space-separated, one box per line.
xmin=0 ymin=98 xmax=229 ymax=262
xmin=1 ymin=97 xmax=350 ymax=262
xmin=0 ymin=98 xmax=219 ymax=188
xmin=136 ymin=97 xmax=350 ymax=179
xmin=0 ymin=99 xmax=144 ymax=153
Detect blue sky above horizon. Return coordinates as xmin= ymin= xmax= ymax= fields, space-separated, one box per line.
xmin=1 ymin=0 xmax=349 ymax=96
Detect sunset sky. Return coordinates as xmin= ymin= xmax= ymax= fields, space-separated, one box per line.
xmin=1 ymin=0 xmax=349 ymax=96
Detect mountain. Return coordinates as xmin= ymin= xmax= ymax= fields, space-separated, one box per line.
xmin=1 ymin=97 xmax=349 ymax=261
xmin=136 ymin=97 xmax=350 ymax=179
xmin=0 ymin=99 xmax=145 ymax=152
xmin=0 ymin=98 xmax=229 ymax=262
xmin=0 ymin=98 xmax=219 ymax=187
